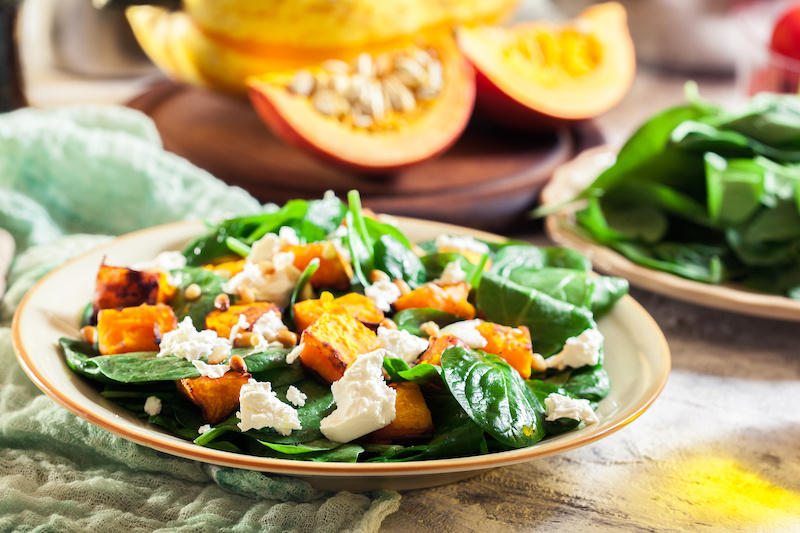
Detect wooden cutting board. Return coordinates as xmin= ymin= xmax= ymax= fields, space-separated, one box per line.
xmin=127 ymin=82 xmax=602 ymax=232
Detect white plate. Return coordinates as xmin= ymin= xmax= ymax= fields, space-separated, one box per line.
xmin=12 ymin=217 xmax=671 ymax=492
xmin=541 ymin=146 xmax=800 ymax=323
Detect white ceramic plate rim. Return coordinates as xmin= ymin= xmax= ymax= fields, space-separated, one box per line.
xmin=12 ymin=217 xmax=671 ymax=478
xmin=541 ymin=146 xmax=800 ymax=323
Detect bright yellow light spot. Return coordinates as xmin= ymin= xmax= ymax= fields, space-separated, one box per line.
xmin=670 ymin=455 xmax=800 ymax=528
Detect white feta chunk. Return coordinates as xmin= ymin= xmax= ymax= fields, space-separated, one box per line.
xmin=320 ymin=349 xmax=397 ymax=443
xmin=438 ymin=319 xmax=487 ymax=349
xmin=228 ymin=314 xmax=251 ymax=343
xmin=251 ymin=309 xmax=288 ymax=343
xmin=286 ymin=342 xmax=305 ymax=364
xmin=377 ymin=326 xmax=429 ymax=364
xmin=191 ymin=360 xmax=230 ymax=379
xmin=286 ymin=385 xmax=307 ymax=407
xmin=144 ymin=396 xmax=162 ymax=416
xmin=237 ymin=379 xmax=302 ymax=435
xmin=434 ymin=234 xmax=490 ymax=255
xmin=544 ymin=393 xmax=599 ymax=426
xmin=436 ymin=260 xmax=467 ymax=285
xmin=222 ymin=259 xmax=300 ymax=308
xmin=546 ymin=328 xmax=604 ymax=371
xmin=157 ymin=317 xmax=231 ymax=362
xmin=131 ymin=250 xmax=187 ymax=272
xmin=198 ymin=424 xmax=212 ymax=435
xmin=365 ymin=279 xmax=401 ymax=312
xmin=248 ymin=228 xmax=300 ymax=264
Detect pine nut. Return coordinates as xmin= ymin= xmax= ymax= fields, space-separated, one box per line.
xmin=214 ymin=293 xmax=230 ymax=311
xmin=238 ymin=286 xmax=255 ymax=304
xmin=276 ymin=330 xmax=298 ymax=348
xmin=80 ymin=326 xmax=98 ymax=345
xmin=420 ymin=321 xmax=440 ymax=337
xmin=322 ymin=241 xmax=339 ymax=260
xmin=208 ymin=345 xmax=229 ymax=365
xmin=530 ymin=352 xmax=548 ymax=373
xmin=184 ymin=283 xmax=201 ymax=301
xmin=393 ymin=278 xmax=412 ymax=296
xmin=229 ymin=354 xmax=247 ymax=374
xmin=234 ymin=331 xmax=260 ymax=347
xmin=379 ymin=318 xmax=398 ymax=330
xmin=369 ymin=270 xmax=390 ymax=283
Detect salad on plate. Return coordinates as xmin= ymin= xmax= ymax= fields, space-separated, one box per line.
xmin=60 ymin=191 xmax=628 ymax=463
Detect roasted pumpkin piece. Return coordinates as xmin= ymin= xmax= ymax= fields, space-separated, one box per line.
xmin=93 ymin=263 xmax=175 ymax=314
xmin=176 ymin=355 xmax=251 ymax=424
xmin=476 ymin=322 xmax=534 ymax=379
xmin=97 ymin=303 xmax=178 ymax=355
xmin=393 ymin=282 xmax=476 ymax=320
xmin=367 ymin=382 xmax=434 ymax=443
xmin=282 ymin=242 xmax=353 ymax=290
xmin=202 ymin=256 xmax=246 ymax=278
xmin=298 ymin=309 xmax=380 ymax=383
xmin=205 ymin=302 xmax=282 ymax=339
xmin=293 ymin=291 xmax=384 ymax=332
xmin=418 ymin=334 xmax=469 ymax=366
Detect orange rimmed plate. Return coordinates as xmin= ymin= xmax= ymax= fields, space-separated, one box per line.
xmin=12 ymin=217 xmax=670 ymax=492
xmin=542 ymin=146 xmax=800 ymax=322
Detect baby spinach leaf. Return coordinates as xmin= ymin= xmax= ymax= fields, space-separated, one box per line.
xmin=704 ymin=153 xmax=766 ymax=225
xmin=441 ymin=347 xmax=545 ymax=449
xmin=167 ymin=267 xmax=227 ymax=326
xmin=373 ymin=234 xmax=426 ymax=287
xmin=393 ymin=308 xmax=463 ymax=337
xmin=562 ymin=365 xmax=611 ymax=402
xmin=383 ymin=357 xmax=443 ymax=385
xmin=477 ymin=272 xmax=595 ymax=357
xmin=491 ymin=245 xmax=592 ymax=277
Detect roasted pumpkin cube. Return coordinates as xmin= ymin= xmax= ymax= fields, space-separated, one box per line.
xmin=205 ymin=301 xmax=281 ymax=339
xmin=298 ymin=308 xmax=380 ymax=383
xmin=176 ymin=355 xmax=251 ymax=424
xmin=202 ymin=256 xmax=246 ymax=278
xmin=282 ymin=242 xmax=353 ymax=290
xmin=97 ymin=303 xmax=177 ymax=355
xmin=418 ymin=334 xmax=470 ymax=366
xmin=293 ymin=291 xmax=384 ymax=332
xmin=393 ymin=282 xmax=476 ymax=319
xmin=476 ymin=322 xmax=534 ymax=379
xmin=367 ymin=382 xmax=434 ymax=443
xmin=93 ymin=263 xmax=175 ymax=314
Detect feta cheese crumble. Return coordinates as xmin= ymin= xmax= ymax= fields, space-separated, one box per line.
xmin=438 ymin=319 xmax=488 ymax=349
xmin=248 ymin=228 xmax=300 ymax=264
xmin=434 ymin=234 xmax=490 ymax=256
xmin=222 ymin=258 xmax=301 ymax=308
xmin=436 ymin=260 xmax=468 ymax=285
xmin=546 ymin=328 xmax=604 ymax=370
xmin=544 ymin=393 xmax=599 ymax=425
xmin=365 ymin=279 xmax=401 ymax=312
xmin=228 ymin=314 xmax=250 ymax=343
xmin=377 ymin=326 xmax=429 ymax=364
xmin=144 ymin=396 xmax=162 ymax=416
xmin=286 ymin=342 xmax=305 ymax=364
xmin=191 ymin=360 xmax=230 ymax=379
xmin=251 ymin=310 xmax=288 ymax=343
xmin=286 ymin=385 xmax=307 ymax=407
xmin=237 ymin=379 xmax=302 ymax=435
xmin=157 ymin=317 xmax=231 ymax=362
xmin=320 ymin=349 xmax=397 ymax=443
xmin=198 ymin=424 xmax=212 ymax=435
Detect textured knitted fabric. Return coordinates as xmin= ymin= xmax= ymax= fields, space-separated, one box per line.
xmin=0 ymin=105 xmax=400 ymax=532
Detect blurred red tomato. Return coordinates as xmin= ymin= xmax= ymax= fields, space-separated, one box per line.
xmin=771 ymin=3 xmax=800 ymax=59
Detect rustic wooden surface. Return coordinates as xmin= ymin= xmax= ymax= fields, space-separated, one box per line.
xmin=381 ymin=285 xmax=800 ymax=533
xmin=126 ymin=82 xmax=603 ymax=233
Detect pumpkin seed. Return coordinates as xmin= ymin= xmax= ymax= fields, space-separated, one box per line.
xmin=288 ymin=70 xmax=315 ymax=96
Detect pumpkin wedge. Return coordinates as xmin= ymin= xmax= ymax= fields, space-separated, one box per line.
xmin=457 ymin=2 xmax=635 ymax=130
xmin=247 ymin=36 xmax=475 ymax=173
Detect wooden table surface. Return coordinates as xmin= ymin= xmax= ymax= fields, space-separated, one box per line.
xmin=20 ymin=43 xmax=800 ymax=532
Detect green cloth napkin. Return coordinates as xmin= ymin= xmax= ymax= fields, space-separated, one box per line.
xmin=0 ymin=105 xmax=400 ymax=532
